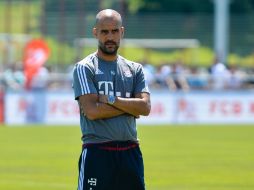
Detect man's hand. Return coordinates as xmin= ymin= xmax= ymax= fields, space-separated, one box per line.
xmin=98 ymin=95 xmax=108 ymax=104
xmin=98 ymin=93 xmax=151 ymax=119
xmin=99 ymin=95 xmax=140 ymax=118
xmin=112 ymin=93 xmax=150 ymax=117
xmin=78 ymin=94 xmax=124 ymax=120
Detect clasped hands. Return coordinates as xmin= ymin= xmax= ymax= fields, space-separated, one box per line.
xmin=98 ymin=94 xmax=109 ymax=104
xmin=98 ymin=95 xmax=140 ymax=119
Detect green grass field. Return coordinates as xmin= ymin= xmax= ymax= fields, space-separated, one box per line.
xmin=0 ymin=125 xmax=254 ymax=190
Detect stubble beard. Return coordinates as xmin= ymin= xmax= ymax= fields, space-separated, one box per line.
xmin=98 ymin=41 xmax=119 ymax=55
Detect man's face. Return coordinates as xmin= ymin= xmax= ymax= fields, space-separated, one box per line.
xmin=93 ymin=19 xmax=124 ymax=55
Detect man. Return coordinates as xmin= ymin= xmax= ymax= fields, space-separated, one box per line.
xmin=72 ymin=9 xmax=151 ymax=190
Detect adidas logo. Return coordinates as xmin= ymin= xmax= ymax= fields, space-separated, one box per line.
xmin=95 ymin=69 xmax=104 ymax=75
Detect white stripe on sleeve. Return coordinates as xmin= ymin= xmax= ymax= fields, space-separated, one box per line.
xmin=81 ymin=65 xmax=90 ymax=94
xmin=77 ymin=64 xmax=91 ymax=94
xmin=77 ymin=65 xmax=85 ymax=94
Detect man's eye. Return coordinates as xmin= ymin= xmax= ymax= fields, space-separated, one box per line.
xmin=101 ymin=30 xmax=108 ymax=34
xmin=112 ymin=29 xmax=119 ymax=34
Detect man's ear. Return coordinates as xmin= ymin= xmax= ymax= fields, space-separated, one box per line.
xmin=121 ymin=27 xmax=124 ymax=38
xmin=93 ymin=27 xmax=97 ymax=38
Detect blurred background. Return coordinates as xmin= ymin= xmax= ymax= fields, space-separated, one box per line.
xmin=0 ymin=0 xmax=254 ymax=124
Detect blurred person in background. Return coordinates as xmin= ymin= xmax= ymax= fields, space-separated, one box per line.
xmin=154 ymin=63 xmax=172 ymax=89
xmin=141 ymin=60 xmax=156 ymax=89
xmin=3 ymin=62 xmax=25 ymax=90
xmin=30 ymin=65 xmax=49 ymax=91
xmin=187 ymin=66 xmax=209 ymax=90
xmin=153 ymin=62 xmax=190 ymax=91
xmin=166 ymin=61 xmax=190 ymax=91
xmin=209 ymin=57 xmax=229 ymax=90
xmin=72 ymin=9 xmax=151 ymax=190
xmin=224 ymin=65 xmax=246 ymax=90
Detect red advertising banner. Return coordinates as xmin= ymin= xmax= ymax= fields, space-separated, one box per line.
xmin=23 ymin=39 xmax=50 ymax=89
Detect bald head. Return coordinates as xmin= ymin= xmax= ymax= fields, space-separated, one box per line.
xmin=95 ymin=9 xmax=122 ymax=27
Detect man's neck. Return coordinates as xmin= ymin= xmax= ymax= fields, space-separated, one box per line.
xmin=96 ymin=50 xmax=118 ymax=62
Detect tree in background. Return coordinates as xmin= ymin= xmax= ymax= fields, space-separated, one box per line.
xmin=127 ymin=0 xmax=254 ymax=14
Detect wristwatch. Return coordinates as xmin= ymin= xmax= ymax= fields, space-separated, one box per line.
xmin=107 ymin=95 xmax=116 ymax=105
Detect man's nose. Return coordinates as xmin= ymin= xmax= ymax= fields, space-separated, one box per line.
xmin=107 ymin=32 xmax=114 ymax=40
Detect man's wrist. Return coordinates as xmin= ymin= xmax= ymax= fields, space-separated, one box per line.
xmin=107 ymin=95 xmax=116 ymax=105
